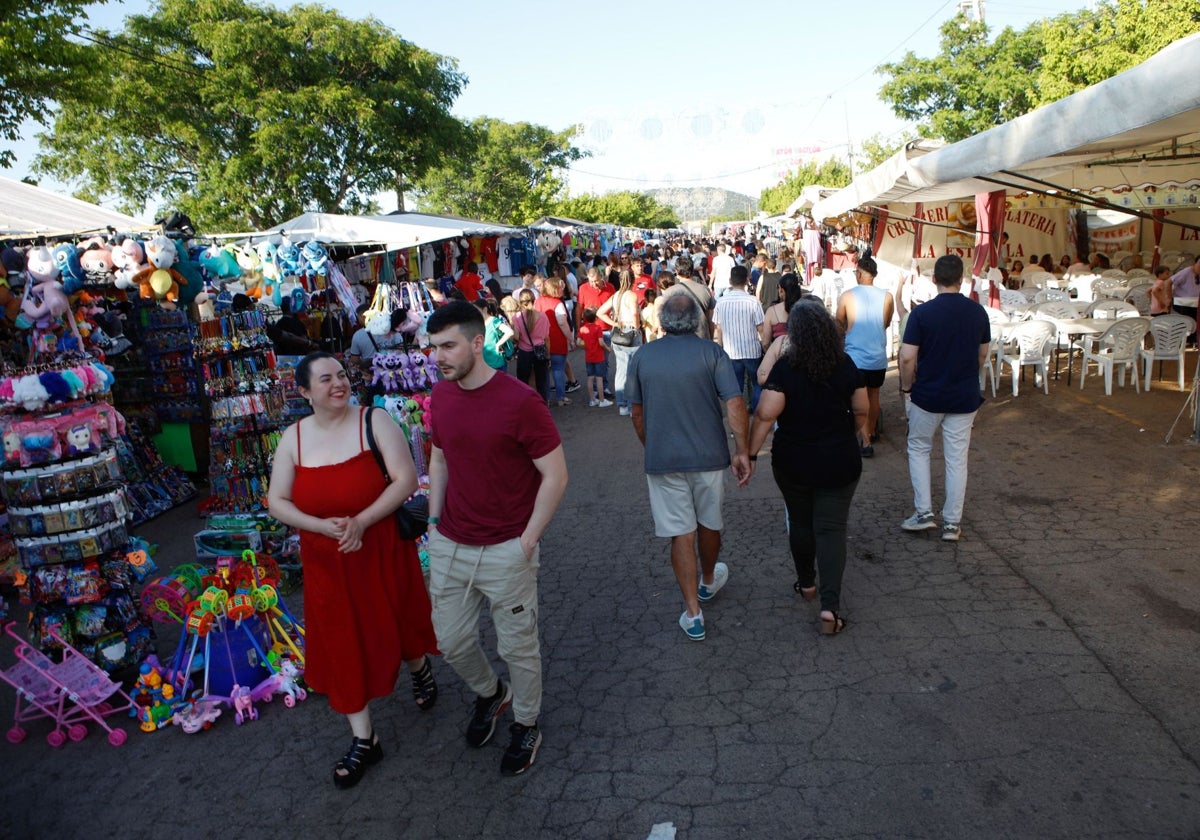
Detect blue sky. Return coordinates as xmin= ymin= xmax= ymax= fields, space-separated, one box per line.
xmin=4 ymin=0 xmax=1095 ymax=206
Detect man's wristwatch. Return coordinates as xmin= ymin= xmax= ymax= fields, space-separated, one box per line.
xmin=748 ymin=454 xmax=758 ymax=461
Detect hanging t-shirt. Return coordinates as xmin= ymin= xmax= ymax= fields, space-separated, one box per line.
xmin=496 ymin=242 xmax=513 ymax=278
xmin=420 ymin=244 xmax=436 ymax=280
xmin=481 ymin=236 xmax=500 ymax=273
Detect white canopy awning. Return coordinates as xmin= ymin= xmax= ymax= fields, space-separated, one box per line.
xmin=265 ymin=212 xmax=523 ymax=249
xmin=0 ymin=177 xmax=151 ymax=238
xmin=812 ymin=32 xmax=1200 ymax=220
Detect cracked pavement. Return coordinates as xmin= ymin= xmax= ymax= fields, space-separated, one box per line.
xmin=3 ymin=354 xmax=1199 ymax=838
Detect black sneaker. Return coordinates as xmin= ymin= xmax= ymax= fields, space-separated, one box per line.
xmin=465 ymin=681 xmax=511 ymax=748
xmin=500 ymin=722 xmax=542 ymax=776
xmin=565 ymin=380 xmax=581 ymax=393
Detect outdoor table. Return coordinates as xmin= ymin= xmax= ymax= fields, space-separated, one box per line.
xmin=1043 ymin=317 xmax=1110 ymax=385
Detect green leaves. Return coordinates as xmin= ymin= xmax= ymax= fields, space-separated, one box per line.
xmin=0 ymin=0 xmax=99 ymax=168
xmin=758 ymin=160 xmax=853 ymax=216
xmin=32 ymin=0 xmax=468 ymax=230
xmin=416 ymin=118 xmax=586 ymax=225
xmin=877 ymin=2 xmax=1200 ymax=143
xmin=555 ymin=192 xmax=679 ymax=229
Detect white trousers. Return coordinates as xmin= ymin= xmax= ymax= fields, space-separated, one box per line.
xmin=905 ymin=402 xmax=978 ymax=525
xmin=426 ymin=533 xmax=542 ymax=726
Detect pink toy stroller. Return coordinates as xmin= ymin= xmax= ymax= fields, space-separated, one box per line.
xmin=1 ymin=621 xmax=132 ymax=747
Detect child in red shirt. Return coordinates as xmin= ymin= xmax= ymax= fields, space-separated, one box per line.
xmin=576 ymin=308 xmax=612 ymax=408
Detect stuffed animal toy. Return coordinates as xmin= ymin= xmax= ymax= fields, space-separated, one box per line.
xmin=198 ymin=244 xmax=242 ymax=284
xmin=0 ymin=277 xmax=20 ymax=323
xmin=110 ymin=236 xmax=147 ymax=290
xmin=170 ymin=239 xmax=205 ymax=306
xmin=77 ymin=237 xmax=116 ymax=284
xmin=0 ymin=246 xmax=26 ymax=291
xmin=235 ymin=244 xmax=264 ymax=299
xmin=255 ymin=242 xmax=283 ymax=306
xmin=131 ymin=236 xmax=187 ymax=306
xmin=53 ymin=243 xmax=87 ymax=294
xmin=276 ymin=240 xmax=305 ymax=279
xmin=301 ymin=241 xmax=329 ymax=282
xmin=371 ymin=351 xmax=406 ymax=394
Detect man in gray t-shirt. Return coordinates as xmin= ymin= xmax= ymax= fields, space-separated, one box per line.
xmin=626 ymin=291 xmax=752 ymax=642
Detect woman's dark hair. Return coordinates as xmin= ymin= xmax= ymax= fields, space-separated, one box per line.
xmin=778 ymin=272 xmax=803 ymax=312
xmin=296 ymin=351 xmax=340 ymax=389
xmin=784 ymin=300 xmax=843 ymax=382
xmin=473 ymin=297 xmax=499 ymax=317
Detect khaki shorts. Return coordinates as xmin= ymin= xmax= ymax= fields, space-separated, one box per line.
xmin=646 ymin=470 xmax=725 ymax=537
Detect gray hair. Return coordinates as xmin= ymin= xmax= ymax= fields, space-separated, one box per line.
xmin=659 ymin=289 xmax=701 ymax=335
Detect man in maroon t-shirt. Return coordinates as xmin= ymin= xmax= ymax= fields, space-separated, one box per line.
xmin=425 ymin=301 xmax=568 ymax=777
xmin=455 ymin=262 xmax=485 ymax=301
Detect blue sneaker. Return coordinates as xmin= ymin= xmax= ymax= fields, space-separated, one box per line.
xmin=679 ymin=610 xmax=705 ymax=641
xmin=697 ymin=562 xmax=729 ymax=602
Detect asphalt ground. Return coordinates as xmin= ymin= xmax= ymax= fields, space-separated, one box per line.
xmin=2 ymin=346 xmax=1199 ymax=839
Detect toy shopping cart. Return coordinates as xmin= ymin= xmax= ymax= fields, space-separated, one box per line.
xmin=1 ymin=621 xmax=132 ymax=747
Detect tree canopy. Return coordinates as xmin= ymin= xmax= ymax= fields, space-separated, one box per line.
xmin=758 ymin=159 xmax=853 ymax=216
xmin=878 ymin=1 xmax=1200 ymax=143
xmin=0 ymin=0 xmax=102 ymax=168
xmin=33 ymin=0 xmax=468 ymax=230
xmin=417 ymin=117 xmax=585 ymax=226
xmin=554 ymin=191 xmax=679 ymax=229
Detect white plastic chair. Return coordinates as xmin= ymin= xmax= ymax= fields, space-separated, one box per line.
xmin=1079 ymin=317 xmax=1150 ymax=395
xmin=980 ymin=307 xmax=1009 ymax=397
xmin=1127 ymin=268 xmax=1152 ymax=279
xmin=1029 ymin=302 xmax=1080 ymax=374
xmin=1100 ymin=269 xmax=1128 ymax=280
xmin=1033 ymin=288 xmax=1071 ymax=304
xmin=1086 ymin=299 xmax=1140 ymax=320
xmin=1124 ymin=284 xmax=1153 ymax=316
xmin=999 ymin=288 xmax=1028 ymax=314
xmin=1028 ymin=271 xmax=1058 ymax=289
xmin=1140 ymin=313 xmax=1196 ymax=391
xmin=998 ymin=320 xmax=1054 ymax=396
xmin=1068 ymin=274 xmax=1098 ymax=302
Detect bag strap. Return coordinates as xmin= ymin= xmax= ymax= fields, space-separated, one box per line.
xmin=363 ymin=407 xmax=392 ymax=484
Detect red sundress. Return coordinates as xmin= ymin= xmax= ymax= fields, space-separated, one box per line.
xmin=291 ymin=411 xmax=438 ymax=714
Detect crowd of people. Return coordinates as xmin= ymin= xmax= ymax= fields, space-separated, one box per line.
xmin=265 ymin=224 xmax=1000 ymax=786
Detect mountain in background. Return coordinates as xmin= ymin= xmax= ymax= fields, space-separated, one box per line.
xmin=645 ymin=187 xmax=758 ymax=222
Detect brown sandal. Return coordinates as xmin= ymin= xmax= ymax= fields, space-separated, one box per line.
xmin=819 ymin=610 xmax=846 ymax=635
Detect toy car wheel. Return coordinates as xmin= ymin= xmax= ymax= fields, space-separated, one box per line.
xmin=261 ymin=693 xmax=272 ymax=703
xmin=6 ymin=726 xmax=25 ymax=744
xmin=47 ymin=730 xmax=66 ymax=748
xmin=69 ymin=724 xmax=87 ymax=742
xmin=96 ymin=702 xmax=113 ymax=714
xmin=297 ymin=689 xmax=307 ymax=701
xmin=235 ymin=712 xmax=243 ymax=725
xmin=283 ymin=695 xmax=295 ymax=708
xmin=108 ymin=729 xmax=127 ymax=746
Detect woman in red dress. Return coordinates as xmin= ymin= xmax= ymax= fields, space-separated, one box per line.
xmin=268 ymin=353 xmax=438 ymax=789
xmin=535 ymin=276 xmax=574 ymax=406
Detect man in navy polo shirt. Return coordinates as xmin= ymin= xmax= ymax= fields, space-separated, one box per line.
xmin=897 ymin=255 xmax=989 ymax=542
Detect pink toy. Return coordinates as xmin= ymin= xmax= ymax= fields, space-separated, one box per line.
xmin=172 ymin=697 xmax=222 ymax=734
xmin=110 ymin=237 xmax=147 ymax=290
xmin=265 ymin=657 xmax=307 ymax=708
xmin=0 ymin=621 xmax=132 ymax=747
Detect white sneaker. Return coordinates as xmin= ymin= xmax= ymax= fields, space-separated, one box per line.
xmin=618 ymin=406 xmax=631 ymax=416
xmin=698 ymin=562 xmax=729 ymax=602
xmin=588 ymin=399 xmax=598 ymax=407
xmin=597 ymin=399 xmax=613 ymax=408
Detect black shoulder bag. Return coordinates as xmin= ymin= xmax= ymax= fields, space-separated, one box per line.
xmin=363 ymin=407 xmax=429 ymax=540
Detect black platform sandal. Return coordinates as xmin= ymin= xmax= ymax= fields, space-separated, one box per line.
xmin=411 ymin=656 xmax=438 ymax=712
xmin=794 ymin=581 xmax=818 ymax=601
xmin=819 ymin=610 xmax=847 ymax=636
xmin=333 ymin=732 xmax=383 ymax=789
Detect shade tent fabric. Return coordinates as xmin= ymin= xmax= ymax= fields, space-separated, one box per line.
xmin=265 ymin=211 xmax=522 ymax=249
xmin=529 ymin=215 xmax=596 ymax=232
xmin=0 ymin=177 xmax=150 ymax=238
xmin=812 ymin=32 xmax=1200 ymax=221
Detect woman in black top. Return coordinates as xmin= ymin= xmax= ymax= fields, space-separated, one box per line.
xmin=747 ymin=301 xmax=869 ymax=635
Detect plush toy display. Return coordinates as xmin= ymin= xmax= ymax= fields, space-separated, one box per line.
xmin=276 ymin=240 xmax=305 ymax=279
xmin=300 ymin=241 xmax=328 ymax=284
xmin=53 ymin=243 xmax=87 ymax=294
xmin=131 ymin=236 xmax=187 ymax=306
xmin=111 ymin=236 xmax=147 ymax=290
xmin=77 ymin=238 xmax=116 ymax=285
xmin=235 ymin=245 xmax=264 ymax=299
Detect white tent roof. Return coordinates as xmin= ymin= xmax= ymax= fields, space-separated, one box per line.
xmin=0 ymin=177 xmax=151 ymax=238
xmin=265 ymin=212 xmax=522 ymax=249
xmin=812 ymin=32 xmax=1200 ymax=221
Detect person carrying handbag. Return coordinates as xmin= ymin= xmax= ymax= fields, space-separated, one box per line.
xmin=598 ymin=269 xmax=643 ymax=416
xmin=512 ymin=290 xmax=550 ymax=401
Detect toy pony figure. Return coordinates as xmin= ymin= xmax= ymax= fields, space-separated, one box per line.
xmin=270 ymin=657 xmax=307 ymax=708
xmin=229 ymin=683 xmax=259 ymax=725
